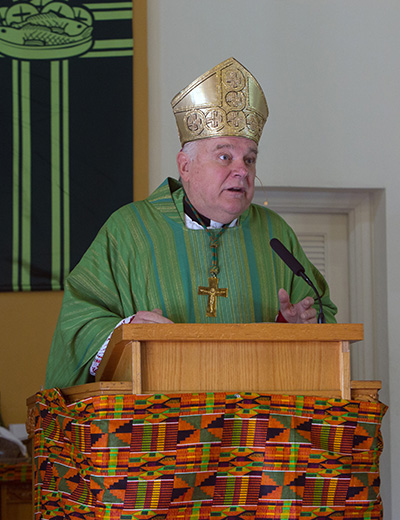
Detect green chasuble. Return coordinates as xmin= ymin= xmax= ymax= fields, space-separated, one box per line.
xmin=45 ymin=178 xmax=337 ymax=388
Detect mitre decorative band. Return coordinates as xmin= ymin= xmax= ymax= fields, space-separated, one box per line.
xmin=171 ymin=57 xmax=269 ymax=146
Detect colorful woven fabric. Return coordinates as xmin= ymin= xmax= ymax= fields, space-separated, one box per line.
xmin=32 ymin=390 xmax=386 ymax=519
xmin=0 ymin=460 xmax=31 ymax=482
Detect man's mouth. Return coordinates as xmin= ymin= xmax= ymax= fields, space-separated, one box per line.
xmin=226 ymin=187 xmax=245 ymax=193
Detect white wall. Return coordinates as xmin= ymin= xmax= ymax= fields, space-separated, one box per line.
xmin=147 ymin=1 xmax=400 ymax=516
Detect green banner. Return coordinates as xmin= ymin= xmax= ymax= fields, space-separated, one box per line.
xmin=0 ymin=0 xmax=134 ymax=291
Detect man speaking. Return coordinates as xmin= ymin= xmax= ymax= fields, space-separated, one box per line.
xmin=45 ymin=57 xmax=337 ymax=389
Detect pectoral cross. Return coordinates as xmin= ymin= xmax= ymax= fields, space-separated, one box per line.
xmin=198 ymin=277 xmax=228 ymax=318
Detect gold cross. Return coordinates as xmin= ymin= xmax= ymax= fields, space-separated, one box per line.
xmin=198 ymin=277 xmax=228 ymax=318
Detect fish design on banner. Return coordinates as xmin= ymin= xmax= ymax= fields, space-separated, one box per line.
xmin=0 ymin=1 xmax=94 ymax=59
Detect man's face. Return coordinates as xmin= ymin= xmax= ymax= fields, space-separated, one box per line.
xmin=177 ymin=136 xmax=258 ymax=224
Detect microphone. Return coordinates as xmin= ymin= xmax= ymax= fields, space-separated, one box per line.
xmin=270 ymin=238 xmax=326 ymax=323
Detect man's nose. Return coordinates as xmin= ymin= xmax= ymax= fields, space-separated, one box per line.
xmin=232 ymin=159 xmax=249 ymax=177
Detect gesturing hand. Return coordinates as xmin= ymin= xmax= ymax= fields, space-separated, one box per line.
xmin=278 ymin=288 xmax=317 ymax=324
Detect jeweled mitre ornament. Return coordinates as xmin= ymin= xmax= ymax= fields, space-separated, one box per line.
xmin=171 ymin=57 xmax=269 ymax=146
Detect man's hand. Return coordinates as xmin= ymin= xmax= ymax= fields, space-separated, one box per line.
xmin=131 ymin=308 xmax=174 ymax=324
xmin=278 ymin=288 xmax=317 ymax=324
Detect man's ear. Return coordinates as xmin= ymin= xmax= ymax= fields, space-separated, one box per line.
xmin=176 ymin=151 xmax=190 ymax=181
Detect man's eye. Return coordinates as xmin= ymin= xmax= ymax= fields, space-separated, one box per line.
xmin=246 ymin=157 xmax=256 ymax=165
xmin=219 ymin=154 xmax=230 ymax=161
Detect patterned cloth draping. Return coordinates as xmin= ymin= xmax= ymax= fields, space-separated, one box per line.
xmin=32 ymin=389 xmax=387 ymax=519
xmin=0 ymin=460 xmax=31 ymax=482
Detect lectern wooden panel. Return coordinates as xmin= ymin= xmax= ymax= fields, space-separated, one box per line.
xmin=95 ymin=323 xmax=363 ymax=399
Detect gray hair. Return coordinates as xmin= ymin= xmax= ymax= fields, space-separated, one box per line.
xmin=181 ymin=141 xmax=200 ymax=162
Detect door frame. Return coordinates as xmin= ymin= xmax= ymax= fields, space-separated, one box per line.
xmin=253 ymin=186 xmax=387 ymax=382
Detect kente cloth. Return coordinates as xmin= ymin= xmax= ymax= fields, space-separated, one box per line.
xmin=0 ymin=460 xmax=31 ymax=482
xmin=32 ymin=389 xmax=386 ymax=520
xmin=45 ymin=178 xmax=337 ymax=389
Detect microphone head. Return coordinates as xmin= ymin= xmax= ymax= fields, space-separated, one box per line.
xmin=270 ymin=238 xmax=326 ymax=323
xmin=270 ymin=238 xmax=305 ymax=276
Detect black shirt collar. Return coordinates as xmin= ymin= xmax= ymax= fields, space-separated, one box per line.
xmin=183 ymin=197 xmax=211 ymax=227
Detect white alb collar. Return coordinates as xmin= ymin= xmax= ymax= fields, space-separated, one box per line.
xmin=184 ymin=214 xmax=238 ymax=230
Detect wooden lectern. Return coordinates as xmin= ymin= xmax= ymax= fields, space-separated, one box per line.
xmin=92 ymin=323 xmax=378 ymax=400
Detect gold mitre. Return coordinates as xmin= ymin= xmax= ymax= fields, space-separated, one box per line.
xmin=171 ymin=57 xmax=269 ymax=146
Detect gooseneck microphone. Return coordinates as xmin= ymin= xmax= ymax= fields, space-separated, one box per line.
xmin=270 ymin=238 xmax=326 ymax=324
